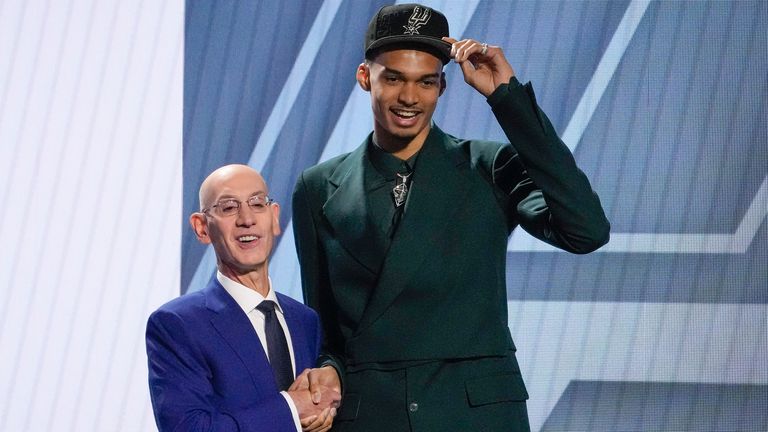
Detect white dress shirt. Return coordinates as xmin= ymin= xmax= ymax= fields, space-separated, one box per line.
xmin=217 ymin=271 xmax=302 ymax=431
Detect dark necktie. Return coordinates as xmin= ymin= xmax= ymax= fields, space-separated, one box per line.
xmin=256 ymin=300 xmax=294 ymax=390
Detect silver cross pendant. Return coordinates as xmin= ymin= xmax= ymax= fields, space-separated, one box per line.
xmin=392 ymin=172 xmax=411 ymax=207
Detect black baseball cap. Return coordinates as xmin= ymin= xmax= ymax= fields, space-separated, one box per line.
xmin=364 ymin=4 xmax=452 ymax=64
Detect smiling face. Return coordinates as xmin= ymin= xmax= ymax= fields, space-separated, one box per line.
xmin=358 ymin=49 xmax=445 ymax=155
xmin=190 ymin=165 xmax=281 ymax=280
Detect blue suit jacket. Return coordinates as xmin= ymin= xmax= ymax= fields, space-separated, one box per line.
xmin=146 ymin=278 xmax=321 ymax=431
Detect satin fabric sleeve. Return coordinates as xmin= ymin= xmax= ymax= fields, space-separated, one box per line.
xmin=486 ymin=77 xmax=610 ymax=253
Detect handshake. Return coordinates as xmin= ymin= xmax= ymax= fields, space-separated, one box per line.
xmin=287 ymin=366 xmax=342 ymax=432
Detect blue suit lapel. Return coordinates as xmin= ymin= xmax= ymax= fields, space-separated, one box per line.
xmin=204 ymin=279 xmax=279 ymax=390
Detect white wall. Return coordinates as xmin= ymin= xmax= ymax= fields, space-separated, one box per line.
xmin=0 ymin=1 xmax=183 ymax=430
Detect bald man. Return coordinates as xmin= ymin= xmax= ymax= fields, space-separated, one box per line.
xmin=146 ymin=165 xmax=339 ymax=432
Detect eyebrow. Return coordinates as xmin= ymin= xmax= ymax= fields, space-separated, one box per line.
xmin=215 ymin=191 xmax=266 ymax=201
xmin=382 ymin=67 xmax=440 ymax=81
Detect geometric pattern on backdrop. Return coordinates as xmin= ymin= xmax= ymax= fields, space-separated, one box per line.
xmin=183 ymin=1 xmax=767 ymax=429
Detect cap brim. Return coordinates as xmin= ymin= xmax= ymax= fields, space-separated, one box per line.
xmin=366 ymin=36 xmax=452 ymax=64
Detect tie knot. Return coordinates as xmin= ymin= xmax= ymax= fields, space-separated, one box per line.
xmin=256 ymin=300 xmax=278 ymax=314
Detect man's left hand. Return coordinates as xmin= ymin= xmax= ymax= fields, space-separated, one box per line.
xmin=290 ymin=366 xmax=342 ymax=406
xmin=442 ymin=37 xmax=515 ymax=97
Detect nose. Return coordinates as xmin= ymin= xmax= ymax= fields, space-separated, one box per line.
xmin=398 ymin=82 xmax=418 ymax=106
xmin=236 ymin=207 xmax=257 ymax=227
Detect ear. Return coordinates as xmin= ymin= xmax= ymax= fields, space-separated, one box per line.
xmin=439 ymin=72 xmax=446 ymax=96
xmin=189 ymin=213 xmax=212 ymax=244
xmin=270 ymin=203 xmax=282 ymax=236
xmin=356 ymin=63 xmax=371 ymax=91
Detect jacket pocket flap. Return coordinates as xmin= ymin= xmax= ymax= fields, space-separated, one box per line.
xmin=465 ymin=373 xmax=529 ymax=406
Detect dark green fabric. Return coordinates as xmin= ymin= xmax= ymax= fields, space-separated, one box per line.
xmin=292 ymin=77 xmax=610 ymax=431
xmin=334 ymin=353 xmax=530 ymax=432
xmin=368 ymin=143 xmax=419 ymax=239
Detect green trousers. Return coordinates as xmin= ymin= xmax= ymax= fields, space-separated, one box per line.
xmin=333 ymin=351 xmax=530 ymax=432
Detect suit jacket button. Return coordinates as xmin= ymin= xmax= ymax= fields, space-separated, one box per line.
xmin=409 ymin=402 xmax=419 ymax=412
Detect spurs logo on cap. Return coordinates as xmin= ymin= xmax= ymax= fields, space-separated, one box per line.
xmin=364 ymin=4 xmax=451 ymax=64
xmin=403 ymin=6 xmax=431 ymax=35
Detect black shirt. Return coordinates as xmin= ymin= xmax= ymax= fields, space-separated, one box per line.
xmin=367 ymin=140 xmax=420 ymax=237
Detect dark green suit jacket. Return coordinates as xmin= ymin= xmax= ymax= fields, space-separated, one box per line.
xmin=292 ymin=79 xmax=610 ymax=431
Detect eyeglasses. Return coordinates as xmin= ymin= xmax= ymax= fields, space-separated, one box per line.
xmin=202 ymin=195 xmax=275 ymax=217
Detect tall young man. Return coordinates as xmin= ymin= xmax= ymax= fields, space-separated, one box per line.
xmin=292 ymin=4 xmax=610 ymax=431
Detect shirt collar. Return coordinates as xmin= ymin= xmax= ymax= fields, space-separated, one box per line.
xmin=217 ymin=271 xmax=282 ymax=315
xmin=368 ymin=139 xmax=420 ymax=181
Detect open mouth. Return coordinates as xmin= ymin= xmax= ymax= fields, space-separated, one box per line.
xmin=237 ymin=235 xmax=260 ymax=243
xmin=391 ymin=108 xmax=419 ymax=119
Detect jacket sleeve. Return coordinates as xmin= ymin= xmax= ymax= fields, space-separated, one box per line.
xmin=291 ymin=172 xmax=346 ymax=389
xmin=146 ymin=310 xmax=297 ymax=432
xmin=487 ymin=77 xmax=610 ymax=254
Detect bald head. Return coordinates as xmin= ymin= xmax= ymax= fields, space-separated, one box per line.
xmin=198 ymin=164 xmax=268 ymax=211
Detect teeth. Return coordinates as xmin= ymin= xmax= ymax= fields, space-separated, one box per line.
xmin=238 ymin=235 xmax=258 ymax=242
xmin=393 ymin=110 xmax=417 ymax=118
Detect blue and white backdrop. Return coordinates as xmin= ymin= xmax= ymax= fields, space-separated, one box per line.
xmin=1 ymin=0 xmax=765 ymax=431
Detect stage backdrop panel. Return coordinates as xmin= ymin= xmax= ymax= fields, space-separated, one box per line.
xmin=182 ymin=1 xmax=767 ymax=430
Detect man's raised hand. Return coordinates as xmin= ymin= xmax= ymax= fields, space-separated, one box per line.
xmin=442 ymin=37 xmax=515 ymax=97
